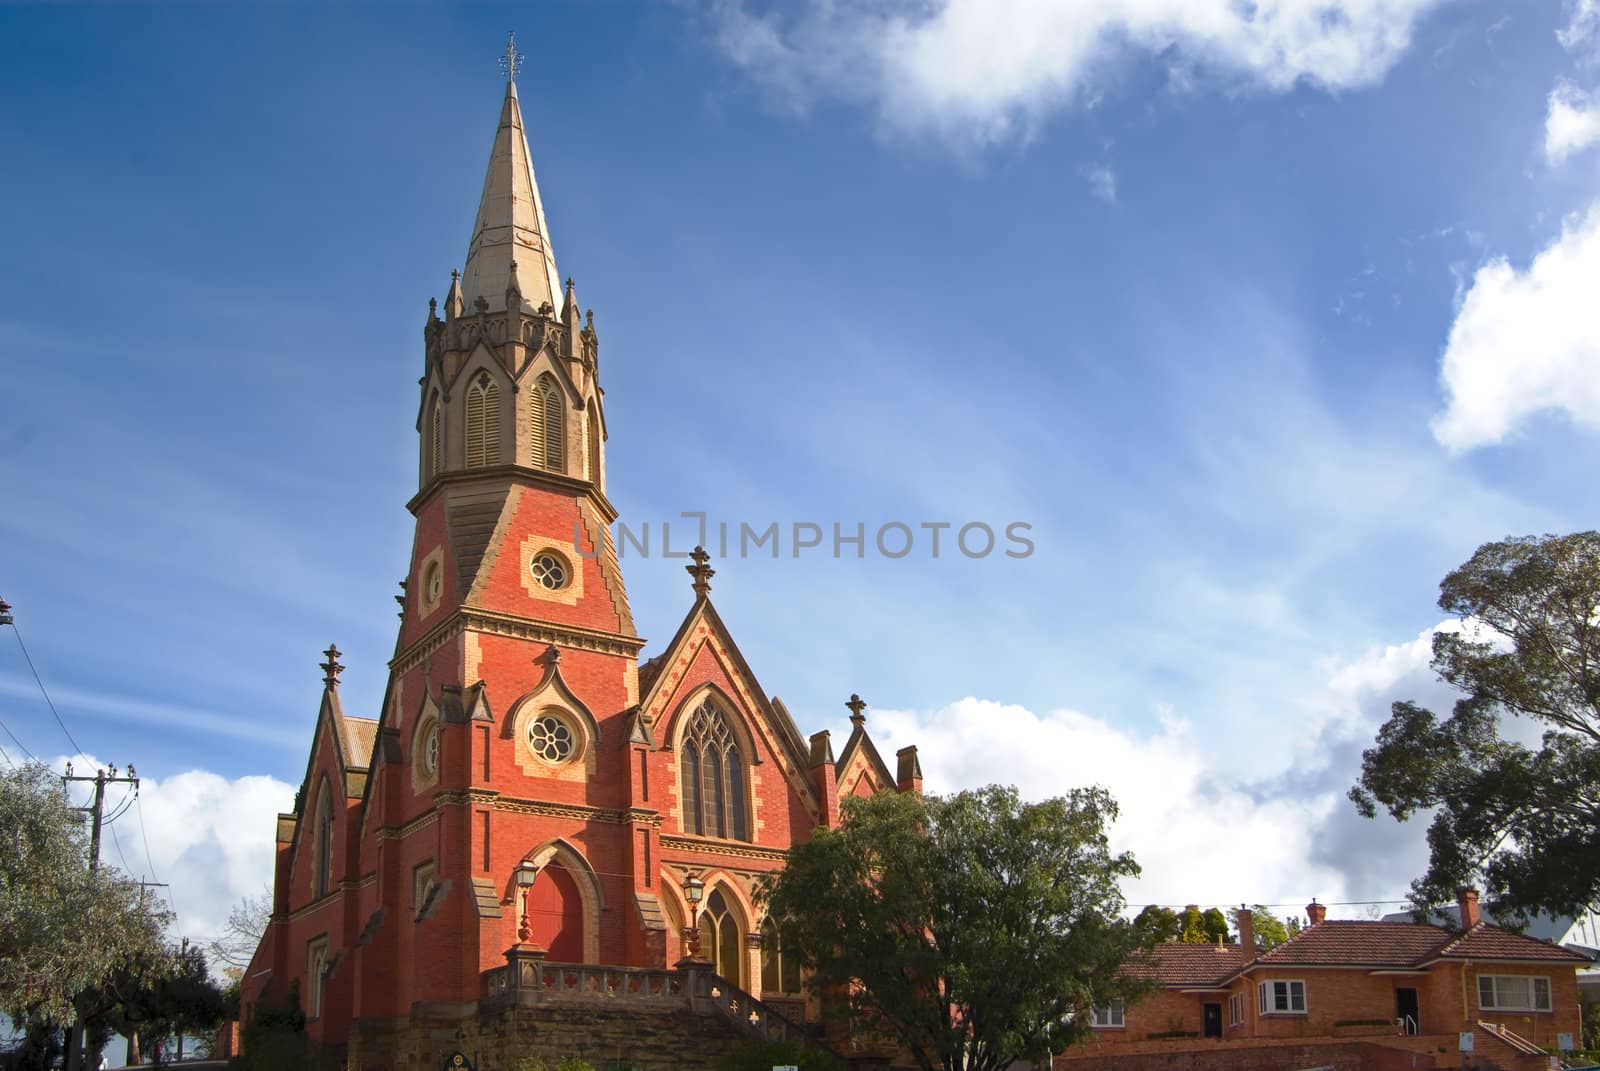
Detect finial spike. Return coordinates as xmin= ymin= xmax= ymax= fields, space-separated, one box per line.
xmin=687 ymin=546 xmax=715 ymax=597
xmin=499 ymin=31 xmax=524 ymax=82
xmin=320 ymin=644 xmax=344 ymax=688
xmin=846 ymin=694 xmax=867 ymax=725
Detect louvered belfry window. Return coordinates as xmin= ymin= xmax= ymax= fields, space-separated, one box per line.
xmin=465 ymin=372 xmax=501 ymax=469
xmin=429 ymin=393 xmax=442 ymax=477
xmin=530 ymin=373 xmax=564 ymax=472
xmin=680 ymin=698 xmax=749 ymax=841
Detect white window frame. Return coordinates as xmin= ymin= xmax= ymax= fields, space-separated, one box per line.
xmin=1091 ymin=1000 xmax=1126 ymax=1029
xmin=1477 ymin=974 xmax=1552 ymax=1012
xmin=1257 ymin=979 xmax=1307 ymax=1015
xmin=1228 ymin=991 xmax=1247 ymax=1027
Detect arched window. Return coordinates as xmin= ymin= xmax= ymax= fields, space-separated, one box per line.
xmin=698 ymin=887 xmax=744 ymax=986
xmin=464 ymin=372 xmax=501 ymax=469
xmin=679 ymin=698 xmax=750 ymax=841
xmin=585 ymin=399 xmax=601 ymax=483
xmin=761 ymin=918 xmax=803 ymax=995
xmin=429 ymin=392 xmax=442 ymax=478
xmin=313 ymin=786 xmax=333 ymax=898
xmin=529 ymin=373 xmax=564 ymax=472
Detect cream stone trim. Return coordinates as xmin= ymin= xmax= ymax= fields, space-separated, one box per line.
xmin=518 ymin=536 xmax=583 ymax=606
xmin=512 ymin=838 xmax=603 ymax=963
xmin=390 ymin=610 xmax=645 ymax=677
xmin=416 ymin=547 xmax=446 ymax=620
xmin=510 ymin=703 xmax=590 ymax=782
xmin=657 ymin=834 xmax=790 ymax=863
xmin=374 ymin=809 xmax=441 ymax=841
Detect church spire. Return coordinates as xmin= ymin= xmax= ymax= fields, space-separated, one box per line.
xmin=460 ymin=42 xmax=563 ymax=316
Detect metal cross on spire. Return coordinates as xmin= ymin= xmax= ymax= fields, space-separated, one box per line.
xmin=499 ymin=31 xmax=524 ymax=82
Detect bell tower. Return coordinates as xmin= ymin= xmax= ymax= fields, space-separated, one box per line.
xmin=370 ymin=40 xmax=644 ymax=1008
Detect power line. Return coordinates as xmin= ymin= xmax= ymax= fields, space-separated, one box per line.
xmin=135 ymin=792 xmax=177 ymax=919
xmin=0 ymin=713 xmax=38 ymax=762
xmin=3 ymin=601 xmax=87 ymax=757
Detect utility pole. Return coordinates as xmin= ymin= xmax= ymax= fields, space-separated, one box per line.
xmin=60 ymin=763 xmax=140 ymax=1071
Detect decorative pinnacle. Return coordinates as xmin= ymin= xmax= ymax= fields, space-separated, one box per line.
xmin=687 ymin=546 xmax=715 ymax=597
xmin=320 ymin=644 xmax=344 ymax=688
xmin=0 ymin=598 xmax=12 ymax=627
xmin=846 ymin=694 xmax=867 ymax=725
xmin=499 ymin=31 xmax=524 ymax=82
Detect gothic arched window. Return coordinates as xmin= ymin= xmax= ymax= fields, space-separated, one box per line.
xmin=760 ymin=918 xmax=803 ymax=995
xmin=464 ymin=372 xmax=501 ymax=469
xmin=585 ymin=399 xmax=601 ymax=484
xmin=679 ymin=698 xmax=750 ymax=841
xmin=698 ymin=887 xmax=744 ymax=986
xmin=313 ymin=785 xmax=333 ymax=898
xmin=530 ymin=373 xmax=564 ymax=472
xmin=429 ymin=392 xmax=442 ymax=478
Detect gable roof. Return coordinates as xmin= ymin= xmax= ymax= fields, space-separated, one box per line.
xmin=341 ymin=716 xmax=379 ymax=770
xmin=1247 ymin=920 xmax=1590 ymax=973
xmin=1132 ymin=943 xmax=1247 ymax=988
xmin=836 ymin=719 xmax=895 ymax=791
xmin=1436 ymin=924 xmax=1592 ymax=962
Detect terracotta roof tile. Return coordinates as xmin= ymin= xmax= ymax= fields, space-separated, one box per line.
xmin=1438 ymin=924 xmax=1591 ymax=962
xmin=1129 ymin=944 xmax=1248 ymax=988
xmin=1255 ymin=921 xmax=1447 ymax=967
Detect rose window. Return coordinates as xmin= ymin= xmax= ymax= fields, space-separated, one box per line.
xmin=528 ymin=714 xmax=574 ymax=762
xmin=530 ymin=553 xmax=568 ymax=590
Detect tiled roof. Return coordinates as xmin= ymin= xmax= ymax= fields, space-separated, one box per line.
xmin=341 ymin=716 xmax=379 ymax=769
xmin=1130 ymin=943 xmax=1248 ymax=987
xmin=1439 ymin=925 xmax=1591 ymax=962
xmin=1255 ymin=921 xmax=1447 ymax=967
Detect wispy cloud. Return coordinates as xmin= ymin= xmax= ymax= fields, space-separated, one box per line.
xmin=0 ymin=675 xmax=305 ymax=749
xmin=1546 ymin=80 xmax=1600 ymax=163
xmin=709 ymin=0 xmax=1451 ymax=145
xmin=1081 ymin=163 xmax=1117 ymax=202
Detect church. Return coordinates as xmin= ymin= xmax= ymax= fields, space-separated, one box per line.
xmin=238 ymin=46 xmax=922 ymax=1068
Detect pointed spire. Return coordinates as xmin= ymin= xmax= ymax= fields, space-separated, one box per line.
xmin=460 ymin=71 xmax=562 ymax=315
xmin=687 ymin=546 xmax=715 ymax=597
xmin=445 ymin=269 xmax=463 ymax=321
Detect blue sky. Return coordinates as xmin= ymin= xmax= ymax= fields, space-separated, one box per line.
xmin=3 ymin=1 xmax=1600 ymax=943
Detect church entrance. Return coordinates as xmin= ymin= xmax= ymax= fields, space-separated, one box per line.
xmin=526 ymin=861 xmax=585 ymax=962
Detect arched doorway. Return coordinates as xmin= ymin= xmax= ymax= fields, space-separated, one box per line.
xmin=524 ymin=861 xmax=584 ymax=962
xmin=697 ymin=885 xmax=745 ymax=986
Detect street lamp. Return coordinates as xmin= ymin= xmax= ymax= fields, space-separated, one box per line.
xmin=683 ymin=872 xmax=706 ymax=959
xmin=515 ymin=860 xmax=541 ymax=946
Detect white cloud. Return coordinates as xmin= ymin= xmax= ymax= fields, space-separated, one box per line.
xmin=1559 ymin=0 xmax=1600 ymax=54
xmin=860 ymin=621 xmax=1457 ymax=918
xmin=712 ymin=0 xmax=1450 ymax=143
xmin=57 ymin=756 xmax=295 ymax=953
xmin=1081 ymin=164 xmax=1118 ymax=202
xmin=1546 ymin=81 xmax=1600 ymax=163
xmin=1430 ymin=205 xmax=1600 ymax=451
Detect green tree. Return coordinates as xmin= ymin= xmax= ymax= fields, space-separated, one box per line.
xmin=1350 ymin=531 xmax=1600 ymax=923
xmin=1175 ymin=905 xmax=1229 ymax=944
xmin=0 ymin=763 xmax=172 ymax=1031
xmin=1226 ymin=906 xmax=1296 ymax=950
xmin=1132 ymin=905 xmax=1181 ymax=943
xmin=761 ymin=785 xmax=1153 ymax=1071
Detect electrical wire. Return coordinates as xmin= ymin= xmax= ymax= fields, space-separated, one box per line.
xmin=8 ymin=619 xmax=87 ymax=757
xmin=134 ymin=791 xmax=178 ymax=918
xmin=0 ymin=714 xmax=38 ymax=762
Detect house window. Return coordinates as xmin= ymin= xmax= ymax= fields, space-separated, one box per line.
xmin=306 ymin=938 xmax=329 ymax=1019
xmin=529 ymin=373 xmax=563 ymax=472
xmin=1229 ymin=991 xmax=1247 ymax=1026
xmin=678 ymin=697 xmax=750 ymax=841
xmin=1258 ymin=979 xmax=1306 ymax=1014
xmin=760 ymin=918 xmax=803 ymax=996
xmin=1478 ymin=975 xmax=1552 ymax=1012
xmin=1090 ymin=1000 xmax=1125 ymax=1029
xmin=465 ymin=372 xmax=501 ymax=468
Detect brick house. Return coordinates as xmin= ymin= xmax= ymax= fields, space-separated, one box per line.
xmin=1060 ymin=890 xmax=1590 ymax=1071
xmin=237 ymin=58 xmax=921 ymax=1068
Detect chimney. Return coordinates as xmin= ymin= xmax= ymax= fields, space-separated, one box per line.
xmin=896 ymin=746 xmax=923 ymax=795
xmin=1236 ymin=907 xmax=1256 ymax=956
xmin=809 ymin=730 xmax=839 ymax=828
xmin=1306 ymin=898 xmax=1326 ymax=927
xmin=1457 ymin=887 xmax=1481 ymax=929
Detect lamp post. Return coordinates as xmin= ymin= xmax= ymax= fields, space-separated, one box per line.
xmin=514 ymin=860 xmax=542 ymax=951
xmin=683 ymin=872 xmax=706 ymax=960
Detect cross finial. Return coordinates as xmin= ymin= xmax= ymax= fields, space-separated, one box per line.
xmin=846 ymin=694 xmax=866 ymax=725
xmin=320 ymin=644 xmax=344 ymax=688
xmin=687 ymin=546 xmax=715 ymax=597
xmin=499 ymin=31 xmax=524 ymax=82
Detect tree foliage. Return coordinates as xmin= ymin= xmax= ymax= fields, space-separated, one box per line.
xmin=0 ymin=763 xmax=173 ymax=1027
xmin=1227 ymin=905 xmax=1297 ymax=950
xmin=760 ymin=785 xmax=1152 ymax=1071
xmin=207 ymin=890 xmax=272 ymax=972
xmin=1351 ymin=531 xmax=1600 ymax=922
